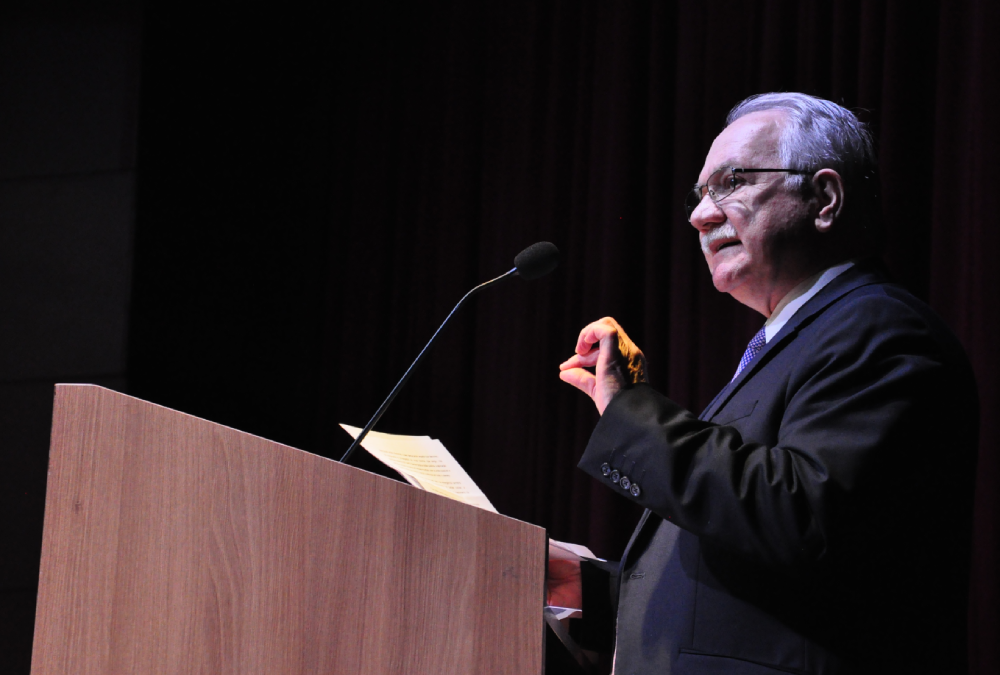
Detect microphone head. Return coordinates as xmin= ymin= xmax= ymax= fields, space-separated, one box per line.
xmin=514 ymin=241 xmax=560 ymax=281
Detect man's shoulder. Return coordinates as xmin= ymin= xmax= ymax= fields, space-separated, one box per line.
xmin=799 ymin=261 xmax=961 ymax=348
xmin=784 ymin=263 xmax=976 ymax=400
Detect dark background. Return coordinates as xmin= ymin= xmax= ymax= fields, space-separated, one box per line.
xmin=2 ymin=1 xmax=997 ymax=673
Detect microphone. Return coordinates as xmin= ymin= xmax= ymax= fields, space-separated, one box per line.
xmin=514 ymin=241 xmax=560 ymax=280
xmin=339 ymin=242 xmax=560 ymax=463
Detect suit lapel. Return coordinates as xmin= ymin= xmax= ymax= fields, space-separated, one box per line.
xmin=700 ymin=262 xmax=886 ymax=421
xmin=698 ymin=385 xmax=732 ymax=422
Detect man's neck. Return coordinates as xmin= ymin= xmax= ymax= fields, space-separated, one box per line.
xmin=730 ymin=274 xmax=817 ymax=318
xmin=752 ymin=253 xmax=853 ymax=318
xmin=767 ymin=268 xmax=829 ymax=319
xmin=762 ymin=261 xmax=856 ymax=342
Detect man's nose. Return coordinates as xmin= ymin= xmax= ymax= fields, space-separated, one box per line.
xmin=689 ymin=195 xmax=726 ymax=232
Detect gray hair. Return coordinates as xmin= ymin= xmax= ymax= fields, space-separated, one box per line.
xmin=726 ymin=93 xmax=881 ymax=250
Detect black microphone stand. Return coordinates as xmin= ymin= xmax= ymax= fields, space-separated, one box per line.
xmin=338 ymin=267 xmax=517 ymax=464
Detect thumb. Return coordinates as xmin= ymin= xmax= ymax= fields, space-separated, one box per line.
xmin=559 ymin=368 xmax=596 ymax=400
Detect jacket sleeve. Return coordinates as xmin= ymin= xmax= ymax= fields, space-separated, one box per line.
xmin=578 ymin=290 xmax=976 ymax=568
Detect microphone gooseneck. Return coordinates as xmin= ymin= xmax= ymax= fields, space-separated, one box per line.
xmin=339 ymin=242 xmax=560 ymax=464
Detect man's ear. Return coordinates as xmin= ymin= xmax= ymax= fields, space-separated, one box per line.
xmin=812 ymin=169 xmax=845 ymax=233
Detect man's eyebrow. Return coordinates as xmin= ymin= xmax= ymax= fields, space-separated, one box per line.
xmin=698 ymin=164 xmax=733 ymax=182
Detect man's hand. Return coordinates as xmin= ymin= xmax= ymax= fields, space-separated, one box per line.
xmin=559 ymin=317 xmax=647 ymax=415
xmin=547 ymin=558 xmax=583 ymax=609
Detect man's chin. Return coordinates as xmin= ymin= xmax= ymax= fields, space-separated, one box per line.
xmin=709 ymin=262 xmax=746 ymax=294
xmin=711 ymin=267 xmax=770 ymax=314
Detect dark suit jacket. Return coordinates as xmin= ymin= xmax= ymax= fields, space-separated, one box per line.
xmin=572 ymin=263 xmax=978 ymax=674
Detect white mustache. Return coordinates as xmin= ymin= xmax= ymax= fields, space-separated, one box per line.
xmin=700 ymin=223 xmax=739 ymax=255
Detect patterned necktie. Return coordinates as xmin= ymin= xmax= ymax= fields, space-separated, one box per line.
xmin=733 ymin=326 xmax=767 ymax=380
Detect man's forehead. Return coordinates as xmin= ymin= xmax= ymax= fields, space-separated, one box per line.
xmin=700 ymin=111 xmax=786 ymax=178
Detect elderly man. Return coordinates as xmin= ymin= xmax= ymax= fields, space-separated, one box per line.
xmin=553 ymin=93 xmax=978 ymax=674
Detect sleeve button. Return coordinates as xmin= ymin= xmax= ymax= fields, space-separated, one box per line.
xmin=610 ymin=469 xmax=620 ymax=484
xmin=620 ymin=475 xmax=631 ymax=490
xmin=601 ymin=463 xmax=611 ymax=476
xmin=630 ymin=483 xmax=641 ymax=497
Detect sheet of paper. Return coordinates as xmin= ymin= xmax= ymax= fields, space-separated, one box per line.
xmin=549 ymin=539 xmax=602 ymax=562
xmin=545 ymin=606 xmax=582 ymax=621
xmin=340 ymin=424 xmax=497 ymax=513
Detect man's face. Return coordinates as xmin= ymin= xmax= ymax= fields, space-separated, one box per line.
xmin=689 ymin=111 xmax=813 ymax=314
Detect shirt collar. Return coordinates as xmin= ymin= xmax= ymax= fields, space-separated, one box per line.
xmin=763 ymin=261 xmax=855 ymax=343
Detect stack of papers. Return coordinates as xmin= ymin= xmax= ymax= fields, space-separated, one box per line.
xmin=340 ymin=424 xmax=497 ymax=513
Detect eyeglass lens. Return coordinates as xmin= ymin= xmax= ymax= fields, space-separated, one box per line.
xmin=685 ymin=168 xmax=736 ymax=220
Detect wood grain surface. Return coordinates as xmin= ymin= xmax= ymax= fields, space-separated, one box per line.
xmin=30 ymin=385 xmax=545 ymax=675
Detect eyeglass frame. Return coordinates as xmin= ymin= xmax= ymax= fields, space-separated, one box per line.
xmin=685 ymin=167 xmax=813 ymax=221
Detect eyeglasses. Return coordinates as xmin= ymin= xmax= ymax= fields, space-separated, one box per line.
xmin=684 ymin=167 xmax=812 ymax=221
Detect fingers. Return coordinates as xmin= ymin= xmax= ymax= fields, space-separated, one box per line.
xmin=574 ymin=317 xmax=621 ymax=355
xmin=580 ymin=317 xmax=646 ymax=385
xmin=559 ymin=317 xmax=648 ymax=414
xmin=559 ymin=351 xmax=599 ymax=371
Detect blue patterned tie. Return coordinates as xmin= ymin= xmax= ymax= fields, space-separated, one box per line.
xmin=734 ymin=327 xmax=767 ymax=380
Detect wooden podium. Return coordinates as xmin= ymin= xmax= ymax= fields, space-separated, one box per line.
xmin=30 ymin=385 xmax=546 ymax=674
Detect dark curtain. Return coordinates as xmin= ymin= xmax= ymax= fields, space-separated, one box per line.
xmin=131 ymin=1 xmax=999 ymax=671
